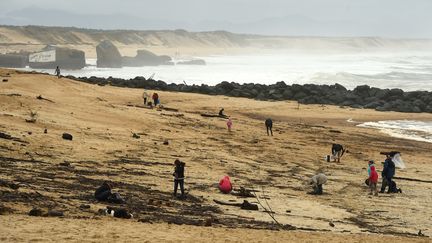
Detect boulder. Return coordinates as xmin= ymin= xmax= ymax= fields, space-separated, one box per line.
xmin=96 ymin=40 xmax=122 ymax=68
xmin=122 ymin=49 xmax=172 ymax=66
xmin=62 ymin=133 xmax=73 ymax=141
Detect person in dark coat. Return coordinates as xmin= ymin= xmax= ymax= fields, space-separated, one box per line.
xmin=380 ymin=154 xmax=396 ymax=193
xmin=331 ymin=144 xmax=345 ymax=162
xmin=173 ymin=159 xmax=185 ymax=197
xmin=265 ymin=118 xmax=273 ymax=136
xmin=95 ymin=181 xmax=112 ymax=201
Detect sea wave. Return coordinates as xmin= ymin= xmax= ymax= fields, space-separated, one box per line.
xmin=358 ymin=120 xmax=432 ymax=143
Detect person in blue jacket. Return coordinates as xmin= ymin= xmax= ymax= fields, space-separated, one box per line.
xmin=380 ymin=154 xmax=396 ymax=193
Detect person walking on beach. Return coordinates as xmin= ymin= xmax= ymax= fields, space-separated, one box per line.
xmin=54 ymin=66 xmax=61 ymax=78
xmin=173 ymin=159 xmax=185 ymax=198
xmin=380 ymin=154 xmax=396 ymax=193
xmin=142 ymin=90 xmax=149 ymax=106
xmin=309 ymin=173 xmax=327 ymax=195
xmin=152 ymin=92 xmax=159 ymax=107
xmin=265 ymin=118 xmax=273 ymax=136
xmin=368 ymin=164 xmax=379 ymax=196
xmin=227 ymin=118 xmax=233 ymax=132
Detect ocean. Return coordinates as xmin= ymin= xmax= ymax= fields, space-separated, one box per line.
xmin=35 ymin=51 xmax=432 ymax=91
xmin=20 ymin=51 xmax=432 ymax=143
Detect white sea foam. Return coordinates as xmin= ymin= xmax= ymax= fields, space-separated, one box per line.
xmin=22 ymin=52 xmax=432 ymax=91
xmin=358 ymin=120 xmax=432 ymax=143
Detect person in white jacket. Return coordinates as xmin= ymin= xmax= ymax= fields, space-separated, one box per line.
xmin=309 ymin=173 xmax=327 ymax=195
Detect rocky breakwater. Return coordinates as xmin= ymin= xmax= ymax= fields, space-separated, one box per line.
xmin=67 ymin=76 xmax=432 ymax=113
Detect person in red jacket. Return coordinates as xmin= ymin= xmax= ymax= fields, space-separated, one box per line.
xmin=219 ymin=176 xmax=232 ymax=193
xmin=369 ymin=165 xmax=379 ymax=196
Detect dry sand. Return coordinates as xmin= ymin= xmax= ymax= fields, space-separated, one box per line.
xmin=0 ymin=68 xmax=431 ymax=242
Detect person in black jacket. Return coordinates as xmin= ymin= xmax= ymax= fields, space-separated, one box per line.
xmin=173 ymin=159 xmax=185 ymax=197
xmin=95 ymin=181 xmax=112 ymax=201
xmin=331 ymin=144 xmax=345 ymax=162
xmin=265 ymin=118 xmax=273 ymax=136
xmin=380 ymin=154 xmax=396 ymax=193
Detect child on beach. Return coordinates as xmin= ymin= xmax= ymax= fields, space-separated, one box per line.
xmin=369 ymin=164 xmax=379 ymax=196
xmin=227 ymin=118 xmax=233 ymax=132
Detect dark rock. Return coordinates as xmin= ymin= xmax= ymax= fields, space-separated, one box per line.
xmin=62 ymin=133 xmax=73 ymax=140
xmin=132 ymin=133 xmax=140 ymax=139
xmin=29 ymin=208 xmax=43 ymax=216
xmin=240 ymin=200 xmax=258 ymax=210
xmin=163 ymin=140 xmax=169 ymax=145
xmin=59 ymin=161 xmax=71 ymax=167
xmin=44 ymin=128 xmax=48 ymax=134
xmin=96 ymin=40 xmax=122 ymax=68
xmin=2 ymin=79 xmax=8 ymax=82
xmin=79 ymin=204 xmax=91 ymax=209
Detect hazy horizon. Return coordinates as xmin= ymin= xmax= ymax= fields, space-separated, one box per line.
xmin=0 ymin=0 xmax=431 ymax=38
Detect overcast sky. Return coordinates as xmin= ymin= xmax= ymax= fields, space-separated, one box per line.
xmin=0 ymin=0 xmax=431 ymax=38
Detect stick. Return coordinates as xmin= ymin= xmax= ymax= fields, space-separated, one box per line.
xmin=252 ymin=186 xmax=282 ymax=227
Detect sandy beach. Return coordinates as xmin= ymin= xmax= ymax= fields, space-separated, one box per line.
xmin=0 ymin=68 xmax=431 ymax=242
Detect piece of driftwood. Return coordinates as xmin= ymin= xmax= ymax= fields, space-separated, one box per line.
xmin=213 ymin=199 xmax=258 ymax=210
xmin=201 ymin=114 xmax=228 ymax=119
xmin=36 ymin=95 xmax=54 ymax=103
xmin=393 ymin=176 xmax=432 ymax=184
xmin=231 ymin=187 xmax=255 ymax=197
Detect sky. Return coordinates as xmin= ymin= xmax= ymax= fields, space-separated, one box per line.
xmin=0 ymin=0 xmax=431 ymax=38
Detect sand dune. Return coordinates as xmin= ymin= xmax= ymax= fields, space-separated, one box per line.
xmin=0 ymin=68 xmax=431 ymax=241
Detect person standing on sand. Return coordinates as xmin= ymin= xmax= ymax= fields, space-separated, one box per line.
xmin=227 ymin=118 xmax=233 ymax=132
xmin=331 ymin=144 xmax=345 ymax=162
xmin=142 ymin=90 xmax=149 ymax=106
xmin=380 ymin=154 xmax=396 ymax=193
xmin=265 ymin=118 xmax=273 ymax=136
xmin=152 ymin=92 xmax=159 ymax=107
xmin=173 ymin=159 xmax=185 ymax=198
xmin=369 ymin=164 xmax=379 ymax=196
xmin=54 ymin=66 xmax=61 ymax=78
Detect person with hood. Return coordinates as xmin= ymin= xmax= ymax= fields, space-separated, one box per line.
xmin=369 ymin=164 xmax=379 ymax=196
xmin=265 ymin=118 xmax=273 ymax=136
xmin=380 ymin=154 xmax=396 ymax=193
xmin=173 ymin=159 xmax=185 ymax=198
xmin=309 ymin=173 xmax=327 ymax=195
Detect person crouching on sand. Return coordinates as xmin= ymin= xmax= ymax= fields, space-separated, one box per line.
xmin=308 ymin=173 xmax=327 ymax=195
xmin=173 ymin=159 xmax=185 ymax=198
xmin=227 ymin=118 xmax=233 ymax=132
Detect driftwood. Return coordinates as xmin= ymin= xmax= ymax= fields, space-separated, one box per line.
xmin=231 ymin=187 xmax=255 ymax=197
xmin=36 ymin=95 xmax=54 ymax=103
xmin=161 ymin=113 xmax=184 ymax=117
xmin=201 ymin=114 xmax=228 ymax=119
xmin=213 ymin=199 xmax=258 ymax=210
xmin=393 ymin=176 xmax=432 ymax=184
xmin=0 ymin=132 xmax=28 ymax=143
